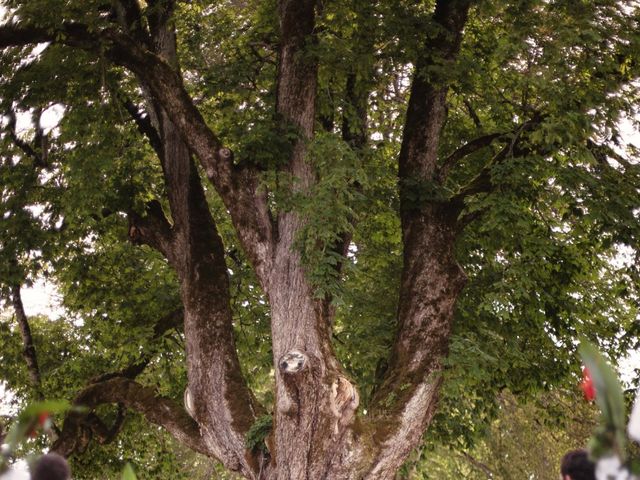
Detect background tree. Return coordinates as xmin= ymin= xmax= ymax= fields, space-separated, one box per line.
xmin=0 ymin=0 xmax=639 ymax=478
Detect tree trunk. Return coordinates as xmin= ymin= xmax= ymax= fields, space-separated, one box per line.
xmin=0 ymin=0 xmax=476 ymax=478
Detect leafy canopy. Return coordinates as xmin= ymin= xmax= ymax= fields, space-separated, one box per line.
xmin=0 ymin=0 xmax=639 ymax=477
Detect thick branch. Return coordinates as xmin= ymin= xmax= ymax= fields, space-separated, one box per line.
xmin=111 ymin=0 xmax=150 ymax=46
xmin=10 ymin=284 xmax=42 ymax=397
xmin=274 ymin=0 xmax=318 ymax=195
xmin=52 ymin=377 xmax=208 ymax=457
xmin=366 ymin=1 xmax=473 ymax=477
xmin=276 ymin=0 xmax=318 ymax=138
xmin=84 ymin=404 xmax=126 ymax=445
xmin=397 ymin=0 xmax=473 ymax=185
xmin=55 ymin=308 xmax=184 ymax=456
xmin=0 ymin=22 xmax=273 ymax=273
xmin=131 ymin=13 xmax=262 ymax=478
xmin=53 ymin=308 xmax=184 ymax=457
xmin=128 ymin=199 xmax=175 ymax=262
xmin=0 ymin=24 xmax=52 ymax=47
xmin=103 ymin=27 xmax=274 ymax=274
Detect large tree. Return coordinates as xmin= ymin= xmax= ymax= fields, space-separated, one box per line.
xmin=0 ymin=0 xmax=639 ymax=478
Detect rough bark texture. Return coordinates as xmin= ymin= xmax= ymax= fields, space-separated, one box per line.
xmin=365 ymin=1 xmax=472 ymax=477
xmin=262 ymin=2 xmax=361 ymax=478
xmin=0 ymin=0 xmax=480 ymax=478
xmin=127 ymin=3 xmax=261 ymax=476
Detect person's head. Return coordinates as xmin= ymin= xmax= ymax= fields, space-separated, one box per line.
xmin=560 ymin=449 xmax=596 ymax=480
xmin=30 ymin=452 xmax=71 ymax=480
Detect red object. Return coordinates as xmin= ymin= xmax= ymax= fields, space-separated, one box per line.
xmin=581 ymin=367 xmax=596 ymax=401
xmin=27 ymin=412 xmax=51 ymax=437
xmin=37 ymin=412 xmax=50 ymax=426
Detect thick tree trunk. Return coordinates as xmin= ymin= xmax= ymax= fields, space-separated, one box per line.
xmin=128 ymin=0 xmax=472 ymax=476
xmin=0 ymin=1 xmax=476 ymax=478
xmin=126 ymin=3 xmax=261 ymax=476
xmin=259 ymin=2 xmax=360 ymax=477
xmin=365 ymin=207 xmax=466 ymax=479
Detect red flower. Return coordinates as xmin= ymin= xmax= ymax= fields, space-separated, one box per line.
xmin=581 ymin=367 xmax=596 ymax=401
xmin=28 ymin=411 xmax=51 ymax=437
xmin=37 ymin=411 xmax=50 ymax=426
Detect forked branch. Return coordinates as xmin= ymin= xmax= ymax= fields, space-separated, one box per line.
xmin=0 ymin=22 xmax=273 ymax=272
xmin=366 ymin=1 xmax=473 ymax=477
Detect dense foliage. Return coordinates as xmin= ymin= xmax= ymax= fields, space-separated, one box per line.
xmin=0 ymin=0 xmax=639 ymax=478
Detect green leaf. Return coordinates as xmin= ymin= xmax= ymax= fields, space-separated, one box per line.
xmin=579 ymin=339 xmax=627 ymax=461
xmin=4 ymin=400 xmax=73 ymax=454
xmin=121 ymin=463 xmax=138 ymax=480
xmin=245 ymin=414 xmax=273 ymax=453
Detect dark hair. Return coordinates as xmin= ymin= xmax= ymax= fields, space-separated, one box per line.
xmin=561 ymin=449 xmax=596 ymax=480
xmin=30 ymin=452 xmax=71 ymax=480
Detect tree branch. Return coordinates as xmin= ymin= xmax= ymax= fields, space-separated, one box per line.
xmin=111 ymin=0 xmax=150 ymax=46
xmin=123 ymin=11 xmax=262 ymax=477
xmin=366 ymin=1 xmax=473 ymax=477
xmin=456 ymin=206 xmax=490 ymax=232
xmin=463 ymin=98 xmax=483 ymax=129
xmin=89 ymin=308 xmax=183 ymax=385
xmin=450 ymin=144 xmax=509 ymax=203
xmin=128 ymin=199 xmax=175 ymax=262
xmin=450 ymin=116 xmax=544 ymax=205
xmin=51 ymin=307 xmax=184 ymax=457
xmin=397 ymin=0 xmax=474 ymax=184
xmin=0 ymin=21 xmax=274 ymax=274
xmin=0 ymin=24 xmax=52 ymax=47
xmin=273 ymin=0 xmax=319 ymax=195
xmin=438 ymin=132 xmax=505 ymax=181
xmin=586 ymin=138 xmax=635 ymax=170
xmin=84 ymin=404 xmax=126 ymax=445
xmin=10 ymin=284 xmax=42 ymax=398
xmin=119 ymin=95 xmax=162 ymax=156
xmin=458 ymin=451 xmax=495 ymax=478
xmin=3 ymin=111 xmax=48 ymax=168
xmin=52 ymin=377 xmax=209 ymax=457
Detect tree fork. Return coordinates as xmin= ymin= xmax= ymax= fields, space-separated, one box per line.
xmin=363 ymin=1 xmax=474 ymax=477
xmin=137 ymin=8 xmax=262 ymax=475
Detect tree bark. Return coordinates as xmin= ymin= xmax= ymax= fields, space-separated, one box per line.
xmin=0 ymin=1 xmax=478 ymax=478
xmin=260 ymin=2 xmax=362 ymax=478
xmin=10 ymin=284 xmax=42 ymax=397
xmin=139 ymin=5 xmax=261 ymax=476
xmin=364 ymin=1 xmax=472 ymax=477
xmin=52 ymin=377 xmax=208 ymax=457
